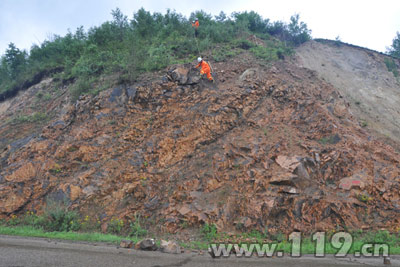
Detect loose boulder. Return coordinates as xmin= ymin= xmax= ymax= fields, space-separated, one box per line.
xmin=135 ymin=238 xmax=157 ymax=251
xmin=160 ymin=240 xmax=181 ymax=254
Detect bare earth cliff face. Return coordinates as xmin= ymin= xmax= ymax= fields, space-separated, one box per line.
xmin=296 ymin=40 xmax=400 ymax=144
xmin=1 ymin=42 xmax=400 ymax=235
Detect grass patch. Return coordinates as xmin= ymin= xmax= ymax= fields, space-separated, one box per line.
xmin=250 ymin=40 xmax=292 ymax=62
xmin=212 ymin=45 xmax=242 ymax=62
xmin=1 ymin=201 xmax=150 ymax=244
xmin=0 ymin=225 xmax=138 ymax=244
xmin=201 ymin=223 xmax=218 ymax=242
xmin=11 ymin=112 xmax=49 ymax=125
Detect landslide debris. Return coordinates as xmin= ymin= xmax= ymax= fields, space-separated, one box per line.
xmin=296 ymin=39 xmax=400 ymax=145
xmin=1 ymin=50 xmax=400 ymax=236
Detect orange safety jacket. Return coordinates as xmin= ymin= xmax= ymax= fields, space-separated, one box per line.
xmin=196 ymin=60 xmax=213 ymax=81
xmin=196 ymin=60 xmax=211 ymax=73
xmin=192 ymin=20 xmax=199 ymax=29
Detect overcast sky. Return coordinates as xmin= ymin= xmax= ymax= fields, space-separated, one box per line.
xmin=1 ymin=0 xmax=399 ymax=56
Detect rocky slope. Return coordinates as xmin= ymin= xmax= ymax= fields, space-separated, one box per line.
xmin=1 ymin=44 xmax=400 ymax=236
xmin=296 ymin=39 xmax=400 ymax=145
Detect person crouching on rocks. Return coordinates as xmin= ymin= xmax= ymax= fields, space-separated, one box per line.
xmin=195 ymin=57 xmax=214 ymax=82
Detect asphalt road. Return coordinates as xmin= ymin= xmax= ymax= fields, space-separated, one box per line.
xmin=0 ymin=235 xmax=398 ymax=267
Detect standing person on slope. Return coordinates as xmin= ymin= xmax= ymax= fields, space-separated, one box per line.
xmin=195 ymin=57 xmax=214 ymax=82
xmin=192 ymin=18 xmax=199 ymax=37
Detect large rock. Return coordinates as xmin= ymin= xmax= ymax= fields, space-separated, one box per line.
xmin=126 ymin=87 xmax=137 ymax=102
xmin=168 ymin=65 xmax=200 ymax=85
xmin=339 ymin=172 xmax=370 ymax=190
xmin=269 ymin=172 xmax=297 ymax=186
xmin=69 ymin=185 xmax=82 ymax=201
xmin=239 ymin=68 xmax=259 ymax=82
xmin=5 ymin=162 xmax=37 ymax=182
xmin=170 ymin=67 xmax=189 ymax=85
xmin=0 ymin=187 xmax=32 ymax=213
xmin=160 ymin=240 xmax=181 ymax=254
xmin=135 ymin=238 xmax=157 ymax=251
xmin=273 ymin=156 xmax=314 ymax=189
xmin=275 ymin=155 xmax=301 ymax=172
xmin=7 ymin=135 xmax=36 ymax=153
xmin=119 ymin=240 xmax=134 ymax=249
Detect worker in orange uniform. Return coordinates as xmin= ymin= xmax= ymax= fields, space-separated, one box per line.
xmin=195 ymin=57 xmax=214 ymax=82
xmin=192 ymin=18 xmax=199 ymax=37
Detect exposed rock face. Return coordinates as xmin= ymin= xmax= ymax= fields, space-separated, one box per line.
xmin=0 ymin=50 xmax=400 ymax=235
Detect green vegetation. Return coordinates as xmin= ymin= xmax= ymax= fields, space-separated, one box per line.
xmin=11 ymin=112 xmax=48 ymax=125
xmin=36 ymin=91 xmax=52 ymax=101
xmin=129 ymin=215 xmax=148 ymax=239
xmin=201 ymin=223 xmax=218 ymax=241
xmin=0 ymin=225 xmax=138 ymax=244
xmin=0 ymin=9 xmax=312 ymax=101
xmin=250 ymin=44 xmax=291 ymax=61
xmin=388 ymin=31 xmax=400 ymax=58
xmin=6 ymin=201 xmax=82 ymax=232
xmin=107 ymin=217 xmax=124 ymax=234
xmin=384 ymin=57 xmax=399 ymax=77
xmin=212 ymin=44 xmax=242 ymax=62
xmin=1 ymin=201 xmax=149 ymax=241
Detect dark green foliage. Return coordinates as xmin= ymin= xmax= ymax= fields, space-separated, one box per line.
xmin=263 ymin=14 xmax=311 ymax=46
xmin=3 ymin=43 xmax=27 ymax=79
xmin=388 ymin=32 xmax=400 ymax=58
xmin=201 ymin=223 xmax=218 ymax=241
xmin=0 ymin=43 xmax=28 ymax=95
xmin=233 ymin=11 xmax=269 ymax=34
xmin=287 ymin=14 xmax=312 ymax=45
xmin=0 ymin=9 xmax=312 ymax=101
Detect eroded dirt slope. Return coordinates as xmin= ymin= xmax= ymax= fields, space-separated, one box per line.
xmin=295 ymin=40 xmax=400 ymax=145
xmin=1 ymin=50 xmax=400 ymax=236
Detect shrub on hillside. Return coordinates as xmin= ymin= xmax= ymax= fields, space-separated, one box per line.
xmin=388 ymin=32 xmax=400 ymax=59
